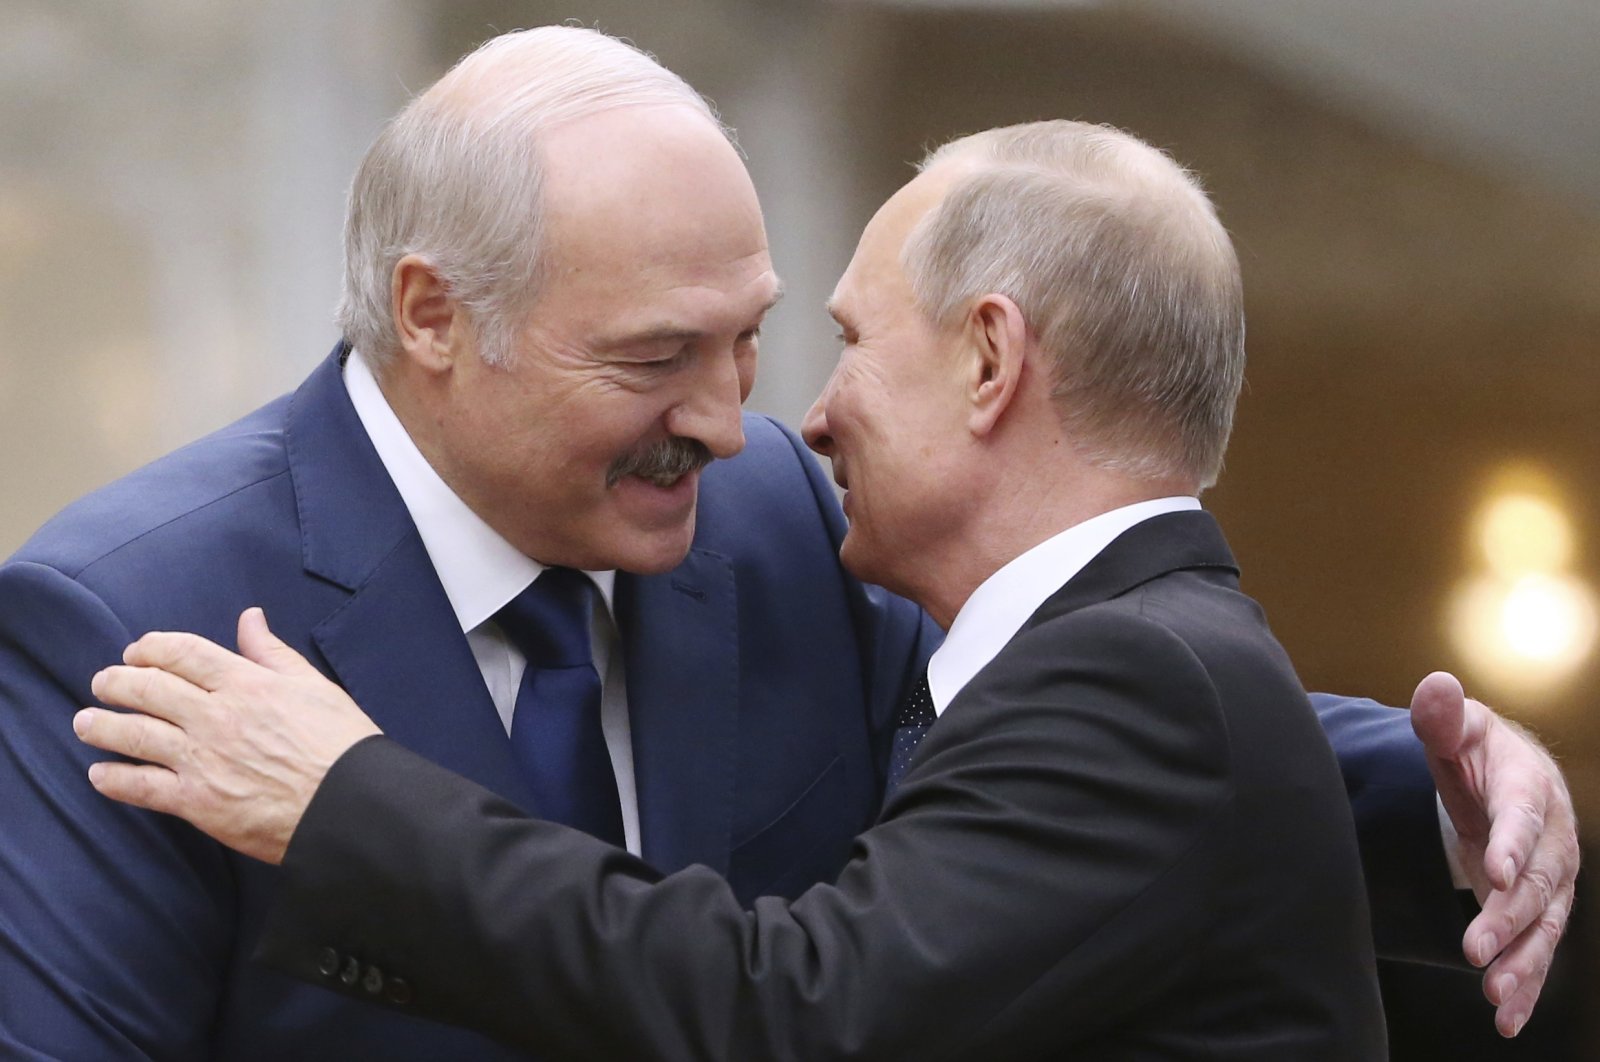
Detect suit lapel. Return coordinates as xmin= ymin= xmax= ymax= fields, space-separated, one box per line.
xmin=615 ymin=547 xmax=739 ymax=876
xmin=286 ymin=344 xmax=532 ymax=807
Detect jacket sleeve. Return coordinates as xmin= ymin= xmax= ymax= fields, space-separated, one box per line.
xmin=257 ymin=610 xmax=1238 ymax=1061
xmin=0 ymin=561 xmax=235 ymax=1060
xmin=1309 ymin=692 xmax=1470 ymax=966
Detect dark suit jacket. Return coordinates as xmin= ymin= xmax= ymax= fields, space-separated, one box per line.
xmin=0 ymin=345 xmax=932 ymax=1059
xmin=257 ymin=510 xmax=1389 ymax=1060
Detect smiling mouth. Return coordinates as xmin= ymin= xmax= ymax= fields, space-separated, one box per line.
xmin=636 ymin=470 xmax=691 ymax=489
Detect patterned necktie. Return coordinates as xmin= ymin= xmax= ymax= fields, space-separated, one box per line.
xmin=885 ymin=673 xmax=936 ymax=797
xmin=495 ymin=567 xmax=624 ymax=846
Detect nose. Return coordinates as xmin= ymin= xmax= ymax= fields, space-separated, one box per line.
xmin=668 ymin=350 xmax=747 ymax=460
xmin=801 ymin=384 xmax=834 ymax=458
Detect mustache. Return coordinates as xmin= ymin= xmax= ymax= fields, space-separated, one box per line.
xmin=606 ymin=437 xmax=713 ymax=488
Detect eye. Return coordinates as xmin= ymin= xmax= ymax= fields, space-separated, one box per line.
xmin=737 ymin=326 xmax=761 ymax=345
xmin=636 ymin=346 xmax=693 ymax=373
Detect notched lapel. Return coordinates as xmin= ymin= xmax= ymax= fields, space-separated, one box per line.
xmin=312 ymin=534 xmax=533 ymax=807
xmin=616 ymin=548 xmax=739 ymax=876
xmin=286 ymin=344 xmax=532 ymax=809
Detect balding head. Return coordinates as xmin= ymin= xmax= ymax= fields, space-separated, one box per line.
xmin=904 ymin=121 xmax=1245 ymax=489
xmin=337 ymin=26 xmax=730 ymax=370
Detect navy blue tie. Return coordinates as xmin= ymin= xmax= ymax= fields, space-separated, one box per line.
xmin=496 ymin=568 xmax=624 ymax=847
xmin=885 ymin=673 xmax=935 ymax=798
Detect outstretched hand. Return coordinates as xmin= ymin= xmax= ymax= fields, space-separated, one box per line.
xmin=74 ymin=608 xmax=381 ymax=865
xmin=1409 ymin=671 xmax=1579 ymax=1038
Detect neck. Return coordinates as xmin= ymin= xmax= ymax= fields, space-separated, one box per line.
xmin=913 ymin=468 xmax=1195 ymax=630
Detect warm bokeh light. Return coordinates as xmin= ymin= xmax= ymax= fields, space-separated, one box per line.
xmin=1477 ymin=492 xmax=1573 ymax=576
xmin=1449 ymin=472 xmax=1596 ymax=701
xmin=1449 ymin=573 xmax=1598 ymax=695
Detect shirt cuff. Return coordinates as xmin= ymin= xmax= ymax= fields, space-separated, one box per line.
xmin=1437 ymin=792 xmax=1473 ymax=892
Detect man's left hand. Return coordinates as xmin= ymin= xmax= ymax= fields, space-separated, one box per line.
xmin=1410 ymin=671 xmax=1580 ymax=1038
xmin=74 ymin=607 xmax=380 ymax=865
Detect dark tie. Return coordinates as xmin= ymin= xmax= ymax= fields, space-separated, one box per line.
xmin=495 ymin=567 xmax=624 ymax=847
xmin=885 ymin=673 xmax=936 ymax=797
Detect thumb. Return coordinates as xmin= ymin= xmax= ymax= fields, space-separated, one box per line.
xmin=1410 ymin=670 xmax=1471 ymax=761
xmin=237 ymin=607 xmax=318 ymax=678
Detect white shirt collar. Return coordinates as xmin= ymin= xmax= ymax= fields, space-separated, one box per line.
xmin=925 ymin=496 xmax=1201 ymax=715
xmin=342 ymin=348 xmax=616 ymax=633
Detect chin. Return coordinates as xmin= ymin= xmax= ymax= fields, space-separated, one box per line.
xmin=838 ymin=532 xmax=887 ymax=591
xmin=608 ymin=519 xmax=698 ymax=575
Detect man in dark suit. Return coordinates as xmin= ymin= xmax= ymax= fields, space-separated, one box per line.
xmin=74 ymin=120 xmax=1537 ymax=1057
xmin=17 ymin=25 xmax=1572 ymax=1058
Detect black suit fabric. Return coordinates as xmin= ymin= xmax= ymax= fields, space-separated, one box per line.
xmin=259 ymin=510 xmax=1387 ymax=1060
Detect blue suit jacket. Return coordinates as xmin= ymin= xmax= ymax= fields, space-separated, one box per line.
xmin=0 ymin=348 xmax=931 ymax=1059
xmin=0 ymin=347 xmax=1455 ymax=1058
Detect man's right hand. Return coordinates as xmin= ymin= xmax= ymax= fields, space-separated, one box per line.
xmin=75 ymin=608 xmax=381 ymax=865
xmin=1409 ymin=671 xmax=1579 ymax=1037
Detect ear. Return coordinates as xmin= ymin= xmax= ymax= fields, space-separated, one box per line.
xmin=962 ymin=293 xmax=1029 ymax=438
xmin=392 ymin=254 xmax=463 ymax=375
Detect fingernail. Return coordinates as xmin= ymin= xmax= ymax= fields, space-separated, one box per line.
xmin=1502 ymin=857 xmax=1518 ymax=884
xmin=1493 ymin=972 xmax=1518 ymax=1004
xmin=1469 ymin=933 xmax=1494 ymax=966
xmin=87 ymin=762 xmax=106 ymax=786
xmin=1512 ymin=1011 xmax=1527 ymax=1037
xmin=89 ymin=671 xmax=104 ymax=697
xmin=72 ymin=709 xmax=93 ymax=736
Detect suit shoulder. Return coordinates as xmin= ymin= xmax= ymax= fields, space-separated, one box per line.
xmin=11 ymin=394 xmax=294 ymax=578
xmin=964 ymin=603 xmax=1229 ymax=761
xmin=707 ymin=414 xmax=828 ymax=497
xmin=1004 ymin=600 xmax=1220 ymax=698
xmin=694 ymin=414 xmax=841 ymax=544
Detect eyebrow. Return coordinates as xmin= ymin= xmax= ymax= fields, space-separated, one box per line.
xmin=596 ymin=281 xmax=787 ymax=351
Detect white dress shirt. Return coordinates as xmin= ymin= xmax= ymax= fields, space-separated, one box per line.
xmin=343 ymin=349 xmax=641 ymax=854
xmin=926 ymin=497 xmax=1202 ymax=715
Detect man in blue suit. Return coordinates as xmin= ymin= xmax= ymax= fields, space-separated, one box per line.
xmin=2 ymin=25 xmax=1575 ymax=1059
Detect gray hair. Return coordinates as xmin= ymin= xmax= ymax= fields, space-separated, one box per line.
xmin=337 ymin=26 xmax=728 ymax=369
xmin=904 ymin=121 xmax=1245 ymax=488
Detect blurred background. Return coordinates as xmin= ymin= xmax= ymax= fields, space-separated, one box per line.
xmin=2 ymin=0 xmax=1595 ymax=1055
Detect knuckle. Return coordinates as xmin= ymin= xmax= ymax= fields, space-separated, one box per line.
xmin=126 ymin=768 xmax=154 ymax=805
xmin=166 ymin=635 xmax=194 ymax=669
xmin=1536 ymin=912 xmax=1566 ymax=946
xmin=1494 ymin=906 xmax=1523 ymax=940
xmin=133 ymin=668 xmax=160 ymax=704
xmin=1510 ymin=797 xmax=1546 ymax=831
xmin=1556 ymin=833 xmax=1582 ymax=872
xmin=1522 ymin=865 xmax=1557 ymax=909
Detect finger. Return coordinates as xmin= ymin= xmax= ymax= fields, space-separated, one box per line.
xmin=1413 ymin=681 xmax=1493 ymax=843
xmin=85 ymin=759 xmax=183 ymax=816
xmin=237 ymin=608 xmax=319 ymax=679
xmin=1494 ymin=978 xmax=1540 ymax=1039
xmin=1480 ymin=770 xmax=1550 ymax=892
xmin=122 ymin=630 xmax=249 ymax=692
xmin=1480 ymin=883 xmax=1572 ymax=1036
xmin=91 ymin=663 xmax=208 ymax=726
xmin=1466 ymin=853 xmax=1563 ymax=966
xmin=1409 ymin=671 xmax=1474 ymax=759
xmin=74 ymin=707 xmax=188 ymax=768
xmin=1490 ymin=942 xmax=1559 ymax=1038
